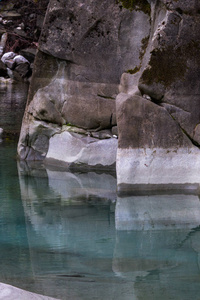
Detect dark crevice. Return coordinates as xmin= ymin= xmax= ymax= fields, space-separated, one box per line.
xmin=176 ymin=7 xmax=183 ymax=15
xmin=82 ymin=19 xmax=102 ymax=40
xmin=180 ymin=126 xmax=200 ymax=147
xmin=28 ymin=112 xmax=62 ymax=126
xmin=97 ymin=94 xmax=115 ymax=99
xmin=142 ymin=93 xmax=164 ymax=106
xmin=149 ymin=97 xmax=163 ymax=106
xmin=161 ymin=102 xmax=191 ymax=114
xmin=110 ymin=113 xmax=113 ymax=127
xmin=167 ymin=112 xmax=200 ymax=148
xmin=178 ymin=225 xmax=200 ymax=249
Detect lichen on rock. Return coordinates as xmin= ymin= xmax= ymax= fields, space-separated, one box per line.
xmin=119 ymin=0 xmax=151 ymax=15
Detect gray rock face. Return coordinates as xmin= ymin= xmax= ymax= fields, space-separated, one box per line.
xmin=18 ymin=0 xmax=150 ymax=169
xmin=116 ymin=0 xmax=200 ymax=188
xmin=18 ymin=0 xmax=200 ymax=186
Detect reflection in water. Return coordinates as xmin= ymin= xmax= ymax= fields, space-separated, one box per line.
xmin=1 ymin=143 xmax=200 ymax=299
xmin=115 ymin=194 xmax=200 ymax=230
xmin=0 ymin=79 xmax=28 ymax=133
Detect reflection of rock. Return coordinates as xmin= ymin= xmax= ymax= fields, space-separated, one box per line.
xmin=18 ymin=160 xmax=118 ymax=299
xmin=46 ymin=168 xmax=117 ymax=203
xmin=114 ymin=193 xmax=200 ymax=299
xmin=17 ymin=159 xmax=200 ymax=299
xmin=0 ymin=77 xmax=28 ymax=133
xmin=115 ymin=194 xmax=200 ymax=231
xmin=18 ymin=160 xmax=117 ymax=251
xmin=18 ymin=160 xmax=117 ymax=204
xmin=113 ymin=227 xmax=200 ymax=300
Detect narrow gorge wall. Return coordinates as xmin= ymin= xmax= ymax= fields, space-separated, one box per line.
xmin=18 ymin=0 xmax=200 ymax=190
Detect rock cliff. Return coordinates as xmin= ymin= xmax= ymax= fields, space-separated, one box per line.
xmin=17 ymin=0 xmax=200 ymax=190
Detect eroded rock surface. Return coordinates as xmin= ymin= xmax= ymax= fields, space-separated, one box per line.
xmin=116 ymin=0 xmax=200 ymax=189
xmin=18 ymin=0 xmax=150 ymax=169
xmin=18 ymin=0 xmax=200 ymax=184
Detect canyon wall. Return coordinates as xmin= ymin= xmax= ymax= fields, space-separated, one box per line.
xmin=17 ymin=0 xmax=200 ymax=190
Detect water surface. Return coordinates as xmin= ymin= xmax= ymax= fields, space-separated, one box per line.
xmin=0 ymin=79 xmax=28 ymax=133
xmin=1 ymin=140 xmax=200 ymax=299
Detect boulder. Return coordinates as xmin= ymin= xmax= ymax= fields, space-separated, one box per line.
xmin=1 ymin=51 xmax=16 ymax=64
xmin=13 ymin=55 xmax=30 ymax=65
xmin=14 ymin=62 xmax=30 ymax=78
xmin=1 ymin=52 xmax=31 ymax=80
xmin=45 ymin=130 xmax=118 ymax=170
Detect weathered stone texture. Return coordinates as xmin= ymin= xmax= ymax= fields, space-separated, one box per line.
xmin=18 ymin=0 xmax=200 ymax=187
xmin=117 ymin=94 xmax=192 ymax=149
xmin=18 ymin=0 xmax=150 ymax=169
xmin=116 ymin=0 xmax=200 ymax=188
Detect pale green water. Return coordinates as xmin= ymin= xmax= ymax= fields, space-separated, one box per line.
xmin=1 ymin=140 xmax=200 ymax=299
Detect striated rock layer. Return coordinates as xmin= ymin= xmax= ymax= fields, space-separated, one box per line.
xmin=18 ymin=0 xmax=200 ymax=189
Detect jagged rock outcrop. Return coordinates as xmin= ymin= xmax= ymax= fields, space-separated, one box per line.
xmin=18 ymin=0 xmax=200 ymax=188
xmin=18 ymin=0 xmax=150 ymax=169
xmin=117 ymin=0 xmax=200 ymax=191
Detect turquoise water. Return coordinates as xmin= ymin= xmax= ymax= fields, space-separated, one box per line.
xmin=1 ymin=140 xmax=200 ymax=299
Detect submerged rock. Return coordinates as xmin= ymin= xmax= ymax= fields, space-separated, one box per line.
xmin=0 ymin=282 xmax=57 ymax=300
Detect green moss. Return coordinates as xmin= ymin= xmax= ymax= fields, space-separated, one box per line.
xmin=126 ymin=66 xmax=140 ymax=74
xmin=140 ymin=40 xmax=200 ymax=88
xmin=125 ymin=35 xmax=149 ymax=76
xmin=139 ymin=35 xmax=149 ymax=60
xmin=140 ymin=47 xmax=187 ymax=87
xmin=119 ymin=0 xmax=151 ymax=15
